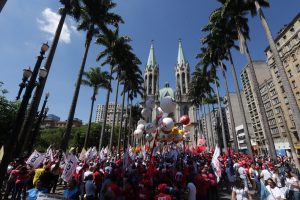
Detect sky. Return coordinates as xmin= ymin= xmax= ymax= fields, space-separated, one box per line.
xmin=0 ymin=0 xmax=299 ymax=123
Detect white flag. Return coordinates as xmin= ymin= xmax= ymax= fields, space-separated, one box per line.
xmin=26 ymin=150 xmax=45 ymax=169
xmin=211 ymin=145 xmax=221 ymax=183
xmin=45 ymin=146 xmax=53 ymax=162
xmin=61 ymin=154 xmax=78 ymax=182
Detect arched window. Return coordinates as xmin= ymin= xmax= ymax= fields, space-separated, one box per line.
xmin=183 ymin=106 xmax=189 ymax=115
xmin=182 ymin=72 xmax=186 ymax=94
xmin=149 ymin=74 xmax=152 ymax=94
xmin=177 ymin=73 xmax=180 ymax=89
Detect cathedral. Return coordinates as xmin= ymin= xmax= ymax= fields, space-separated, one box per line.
xmin=143 ymin=40 xmax=198 ymax=144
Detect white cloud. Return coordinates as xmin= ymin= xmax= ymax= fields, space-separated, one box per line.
xmin=37 ymin=8 xmax=71 ymax=44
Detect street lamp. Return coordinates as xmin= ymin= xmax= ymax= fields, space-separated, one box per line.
xmin=27 ymin=92 xmax=50 ymax=155
xmin=16 ymin=67 xmax=32 ymax=100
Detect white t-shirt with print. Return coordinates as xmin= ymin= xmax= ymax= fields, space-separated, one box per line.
xmin=266 ymin=185 xmax=285 ymax=200
xmin=285 ymin=177 xmax=299 ymax=192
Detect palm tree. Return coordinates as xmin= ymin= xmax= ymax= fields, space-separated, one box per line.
xmin=201 ymin=23 xmax=239 ymax=151
xmin=95 ymin=28 xmax=133 ymax=150
xmin=218 ymin=0 xmax=276 ymax=159
xmin=245 ymin=0 xmax=300 ymax=168
xmin=81 ymin=67 xmax=111 ymax=149
xmin=203 ymin=7 xmax=253 ymax=156
xmin=61 ymin=0 xmax=123 ymax=152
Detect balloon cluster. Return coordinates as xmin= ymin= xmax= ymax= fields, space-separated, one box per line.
xmin=133 ymin=96 xmax=192 ymax=144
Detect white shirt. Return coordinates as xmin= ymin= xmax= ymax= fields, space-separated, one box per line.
xmin=285 ymin=177 xmax=299 ymax=191
xmin=238 ymin=167 xmax=247 ymax=179
xmin=232 ymin=187 xmax=248 ymax=200
xmin=266 ymin=185 xmax=285 ymax=200
xmin=261 ymin=169 xmax=272 ymax=181
xmin=272 ymin=174 xmax=282 ymax=188
xmin=187 ymin=182 xmax=196 ymax=200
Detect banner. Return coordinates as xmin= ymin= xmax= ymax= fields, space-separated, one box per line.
xmin=45 ymin=146 xmax=53 ymax=162
xmin=61 ymin=154 xmax=78 ymax=182
xmin=211 ymin=145 xmax=221 ymax=183
xmin=26 ymin=150 xmax=45 ymax=168
xmin=37 ymin=193 xmax=64 ymax=200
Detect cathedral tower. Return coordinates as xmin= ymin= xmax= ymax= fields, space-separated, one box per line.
xmin=144 ymin=41 xmax=159 ymax=101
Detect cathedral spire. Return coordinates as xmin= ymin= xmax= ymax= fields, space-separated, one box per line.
xmin=177 ymin=38 xmax=186 ymax=65
xmin=147 ymin=40 xmax=156 ymax=66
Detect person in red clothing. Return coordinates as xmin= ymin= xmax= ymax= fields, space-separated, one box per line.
xmin=194 ymin=167 xmax=210 ymax=200
xmin=154 ymin=183 xmax=172 ymax=200
xmin=11 ymin=166 xmax=28 ymax=199
xmin=93 ymin=167 xmax=103 ymax=198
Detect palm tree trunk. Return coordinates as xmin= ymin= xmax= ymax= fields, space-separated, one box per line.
xmin=99 ymin=66 xmax=113 ymax=150
xmin=123 ymin=91 xmax=129 ymax=150
xmin=117 ymin=84 xmax=126 ymax=156
xmin=220 ymin=61 xmax=238 ymax=151
xmin=109 ymin=78 xmax=120 ymax=151
xmin=256 ymin=3 xmax=300 ymax=141
xmin=84 ymin=93 xmax=96 ymax=149
xmin=214 ymin=79 xmax=227 ymax=151
xmin=228 ymin=49 xmax=254 ymax=158
xmin=243 ymin=39 xmax=276 ymax=159
xmin=129 ymin=99 xmax=133 ymax=146
xmin=0 ymin=6 xmax=68 ymax=188
xmin=207 ymin=103 xmax=215 ymax=148
xmin=201 ymin=102 xmax=210 ymax=148
xmin=61 ymin=36 xmax=91 ymax=152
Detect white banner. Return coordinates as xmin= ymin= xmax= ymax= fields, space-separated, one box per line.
xmin=37 ymin=193 xmax=64 ymax=200
xmin=61 ymin=154 xmax=78 ymax=182
xmin=26 ymin=150 xmax=45 ymax=169
xmin=211 ymin=145 xmax=221 ymax=183
xmin=45 ymin=147 xmax=53 ymax=162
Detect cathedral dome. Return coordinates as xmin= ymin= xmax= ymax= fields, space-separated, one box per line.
xmin=159 ymin=82 xmax=174 ymax=101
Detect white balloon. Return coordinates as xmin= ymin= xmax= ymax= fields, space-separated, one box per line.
xmin=145 ymin=133 xmax=153 ymax=142
xmin=145 ymin=123 xmax=156 ymax=133
xmin=134 ymin=129 xmax=143 ymax=139
xmin=160 ymin=117 xmax=174 ymax=132
xmin=160 ymin=97 xmax=176 ymax=114
xmin=141 ymin=108 xmax=152 ymax=118
xmin=137 ymin=124 xmax=145 ymax=131
xmin=146 ymin=98 xmax=155 ymax=109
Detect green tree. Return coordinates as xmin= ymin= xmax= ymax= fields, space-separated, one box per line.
xmin=0 ymin=83 xmax=19 ymax=146
xmin=61 ymin=0 xmax=123 ymax=152
xmin=81 ymin=67 xmax=111 ymax=148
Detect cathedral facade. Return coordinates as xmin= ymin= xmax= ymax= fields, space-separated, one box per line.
xmin=143 ymin=40 xmax=198 ymax=144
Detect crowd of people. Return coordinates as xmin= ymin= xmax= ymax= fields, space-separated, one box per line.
xmin=1 ymin=146 xmax=300 ymax=200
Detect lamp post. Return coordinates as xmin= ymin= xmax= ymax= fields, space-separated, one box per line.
xmin=16 ymin=67 xmax=32 ymax=100
xmin=0 ymin=42 xmax=49 ymax=187
xmin=27 ymin=92 xmax=49 ymax=155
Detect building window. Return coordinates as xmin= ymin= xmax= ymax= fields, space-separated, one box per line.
xmin=272 ymin=98 xmax=280 ymax=105
xmin=270 ymin=89 xmax=277 ymax=97
xmin=280 ymin=85 xmax=285 ymax=93
xmin=292 ymin=54 xmax=297 ymax=61
xmin=296 ymin=64 xmax=300 ymax=72
xmin=275 ymin=107 xmax=280 ymax=114
xmin=287 ymin=70 xmax=293 ymax=77
xmin=290 ymin=27 xmax=295 ymax=32
xmin=277 ymin=116 xmax=283 ymax=123
xmin=284 ymin=97 xmax=289 ymax=104
xmin=283 ymin=35 xmax=287 ymax=40
xmin=280 ymin=126 xmax=286 ymax=132
xmin=296 ymin=92 xmax=300 ymax=100
xmin=292 ymin=80 xmax=297 ymax=88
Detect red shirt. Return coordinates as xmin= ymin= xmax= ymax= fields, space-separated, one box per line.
xmin=154 ymin=193 xmax=172 ymax=200
xmin=93 ymin=171 xmax=103 ymax=187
